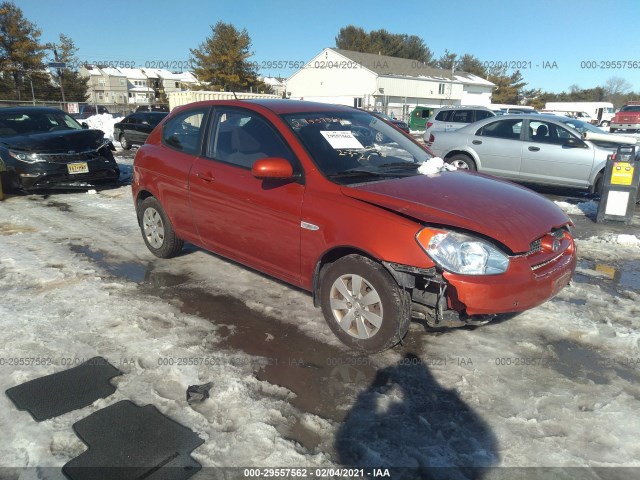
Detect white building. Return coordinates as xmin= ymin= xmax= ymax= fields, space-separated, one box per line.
xmin=79 ymin=65 xmax=128 ymax=107
xmin=286 ymin=48 xmax=495 ymax=120
xmin=118 ymin=68 xmax=155 ymax=105
xmin=143 ymin=69 xmax=200 ymax=97
xmin=79 ymin=66 xmax=200 ymax=112
xmin=259 ymin=76 xmax=286 ymax=97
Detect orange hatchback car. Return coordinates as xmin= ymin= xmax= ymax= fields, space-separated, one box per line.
xmin=132 ymin=100 xmax=577 ymax=352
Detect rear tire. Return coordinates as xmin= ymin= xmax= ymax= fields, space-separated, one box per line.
xmin=446 ymin=154 xmax=477 ymax=171
xmin=320 ymin=255 xmax=411 ymax=353
xmin=137 ymin=197 xmax=184 ymax=258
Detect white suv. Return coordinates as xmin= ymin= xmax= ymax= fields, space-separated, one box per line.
xmin=423 ymin=106 xmax=495 ymax=145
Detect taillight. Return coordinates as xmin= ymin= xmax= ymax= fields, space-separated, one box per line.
xmin=427 ymin=122 xmax=433 ymax=128
xmin=429 ymin=134 xmax=434 ymax=143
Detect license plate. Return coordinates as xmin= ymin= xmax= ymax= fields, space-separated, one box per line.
xmin=552 ymin=270 xmax=572 ymax=296
xmin=67 ymin=162 xmax=89 ymax=174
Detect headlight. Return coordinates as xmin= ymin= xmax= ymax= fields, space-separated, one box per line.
xmin=417 ymin=229 xmax=509 ymax=275
xmin=8 ymin=150 xmax=45 ymax=164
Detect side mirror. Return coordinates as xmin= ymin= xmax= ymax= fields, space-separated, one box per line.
xmin=564 ymin=137 xmax=587 ymax=148
xmin=81 ymin=122 xmax=89 ymax=129
xmin=252 ymin=157 xmax=295 ymax=180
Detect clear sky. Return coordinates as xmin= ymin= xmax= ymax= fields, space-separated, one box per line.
xmin=17 ymin=0 xmax=640 ymax=93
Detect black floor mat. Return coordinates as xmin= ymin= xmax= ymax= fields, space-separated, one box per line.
xmin=5 ymin=356 xmax=122 ymax=421
xmin=63 ymin=400 xmax=204 ymax=480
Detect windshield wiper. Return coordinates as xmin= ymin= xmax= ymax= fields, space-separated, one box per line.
xmin=375 ymin=161 xmax=419 ymax=169
xmin=327 ymin=168 xmax=416 ymax=179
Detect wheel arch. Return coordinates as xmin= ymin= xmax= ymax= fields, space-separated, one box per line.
xmin=135 ymin=189 xmax=155 ymax=222
xmin=311 ymin=246 xmax=382 ymax=307
xmin=443 ymin=149 xmax=481 ymax=167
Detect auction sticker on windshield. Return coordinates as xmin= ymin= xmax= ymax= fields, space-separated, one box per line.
xmin=320 ymin=130 xmax=363 ymax=149
xmin=67 ymin=162 xmax=89 ymax=174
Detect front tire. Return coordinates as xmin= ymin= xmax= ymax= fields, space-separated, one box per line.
xmin=446 ymin=154 xmax=477 ymax=171
xmin=600 ymin=121 xmax=610 ymax=127
xmin=120 ymin=134 xmax=132 ymax=150
xmin=137 ymin=197 xmax=184 ymax=258
xmin=594 ymin=173 xmax=604 ymax=198
xmin=320 ymin=255 xmax=410 ymax=353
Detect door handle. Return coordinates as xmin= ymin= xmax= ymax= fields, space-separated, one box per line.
xmin=196 ymin=173 xmax=215 ymax=182
xmin=528 ymin=146 xmax=540 ymax=152
xmin=472 ymin=140 xmax=482 ymax=145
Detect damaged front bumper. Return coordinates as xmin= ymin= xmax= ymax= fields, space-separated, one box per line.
xmin=383 ymin=239 xmax=577 ymax=328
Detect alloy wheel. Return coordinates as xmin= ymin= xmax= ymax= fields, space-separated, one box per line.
xmin=142 ymin=207 xmax=165 ymax=249
xmin=329 ymin=274 xmax=383 ymax=339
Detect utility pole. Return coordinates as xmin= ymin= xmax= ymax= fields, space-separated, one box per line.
xmin=48 ymin=43 xmax=66 ymax=104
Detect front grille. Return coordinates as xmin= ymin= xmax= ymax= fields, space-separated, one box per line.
xmin=528 ymin=239 xmax=542 ymax=255
xmin=528 ymin=228 xmax=566 ymax=256
xmin=34 ymin=168 xmax=119 ymax=187
xmin=38 ymin=151 xmax=101 ymax=164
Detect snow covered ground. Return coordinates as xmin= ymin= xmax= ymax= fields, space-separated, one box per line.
xmin=1 ymin=150 xmax=640 ymax=479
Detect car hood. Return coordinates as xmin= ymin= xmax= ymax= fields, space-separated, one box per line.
xmin=0 ymin=129 xmax=106 ymax=153
xmin=341 ymin=171 xmax=571 ymax=253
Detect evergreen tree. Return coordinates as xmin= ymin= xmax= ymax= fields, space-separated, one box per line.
xmin=435 ymin=50 xmax=457 ymax=71
xmin=456 ymin=54 xmax=487 ymax=77
xmin=0 ymin=1 xmax=47 ymax=100
xmin=487 ymin=66 xmax=527 ymax=104
xmin=335 ymin=25 xmax=434 ymax=64
xmin=190 ymin=21 xmax=260 ymax=92
xmin=335 ymin=26 xmax=372 ymax=54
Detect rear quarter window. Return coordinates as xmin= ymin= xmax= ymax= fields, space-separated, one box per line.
xmin=450 ymin=110 xmax=472 ymax=123
xmin=162 ymin=108 xmax=209 ymax=154
xmin=435 ymin=110 xmax=452 ymax=121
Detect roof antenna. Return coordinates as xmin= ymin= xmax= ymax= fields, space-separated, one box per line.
xmin=232 ymin=91 xmax=238 ymax=100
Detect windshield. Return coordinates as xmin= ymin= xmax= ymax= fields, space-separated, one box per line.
xmin=558 ymin=117 xmax=604 ymax=134
xmin=282 ymin=110 xmax=431 ymax=184
xmin=0 ymin=110 xmax=83 ymax=137
xmin=621 ymin=105 xmax=640 ymax=112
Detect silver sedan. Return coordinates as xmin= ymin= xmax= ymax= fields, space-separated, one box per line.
xmin=427 ymin=114 xmax=629 ymax=194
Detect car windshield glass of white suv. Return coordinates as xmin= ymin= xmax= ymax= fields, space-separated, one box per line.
xmin=282 ymin=111 xmax=431 ymax=184
xmin=0 ymin=111 xmax=83 ymax=137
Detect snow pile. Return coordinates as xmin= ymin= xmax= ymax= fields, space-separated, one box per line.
xmin=84 ymin=113 xmax=124 ymax=142
xmin=616 ymin=234 xmax=640 ymax=247
xmin=418 ymin=156 xmax=456 ymax=175
xmin=578 ymin=233 xmax=640 ymax=248
xmin=554 ymin=200 xmax=599 ymax=216
xmin=2 ymin=173 xmax=640 ymax=471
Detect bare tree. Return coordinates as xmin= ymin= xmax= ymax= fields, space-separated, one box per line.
xmin=604 ymin=76 xmax=632 ymax=96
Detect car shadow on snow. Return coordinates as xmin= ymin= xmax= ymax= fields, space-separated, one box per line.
xmin=335 ymin=352 xmax=499 ymax=479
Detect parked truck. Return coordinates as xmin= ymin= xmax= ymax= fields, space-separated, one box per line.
xmin=610 ymin=101 xmax=640 ymax=133
xmin=544 ymin=102 xmax=615 ymax=126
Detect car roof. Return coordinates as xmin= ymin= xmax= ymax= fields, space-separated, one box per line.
xmin=130 ymin=111 xmax=167 ymax=116
xmin=435 ymin=105 xmax=493 ymax=111
xmin=456 ymin=113 xmax=588 ymax=132
xmin=174 ymin=99 xmax=359 ymax=115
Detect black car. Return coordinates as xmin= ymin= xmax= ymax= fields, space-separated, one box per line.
xmin=71 ymin=104 xmax=110 ymax=120
xmin=135 ymin=104 xmax=169 ymax=112
xmin=374 ymin=112 xmax=410 ymax=133
xmin=113 ymin=112 xmax=168 ymax=150
xmin=0 ymin=107 xmax=119 ymax=191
